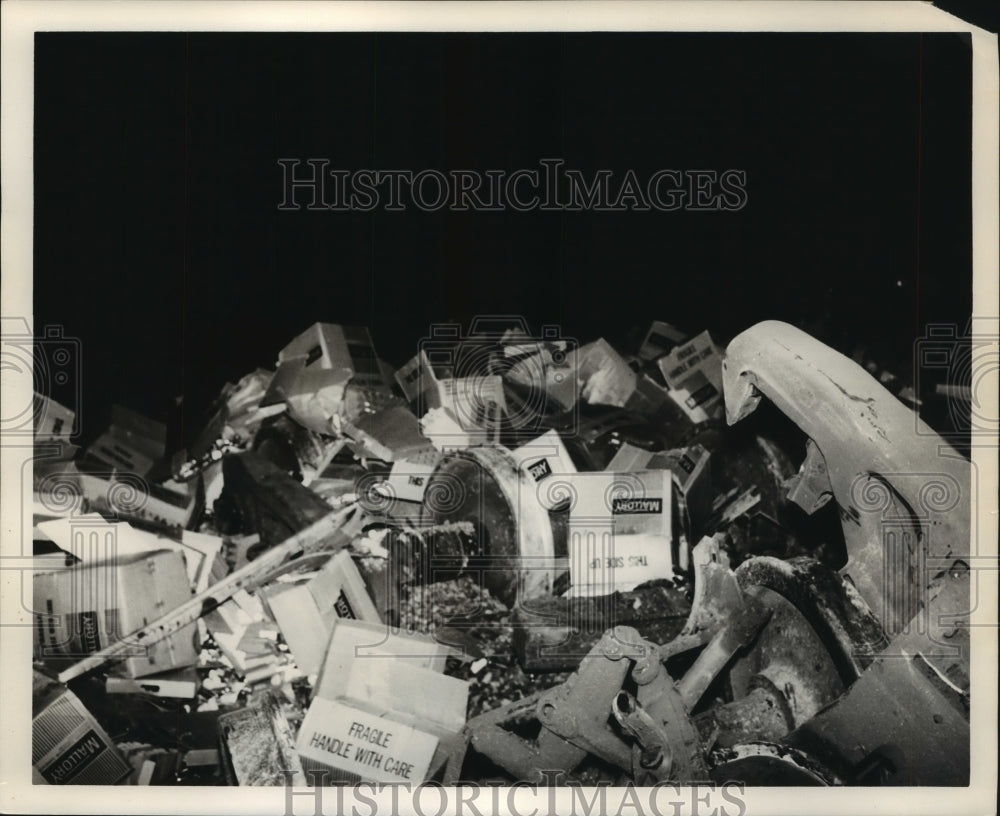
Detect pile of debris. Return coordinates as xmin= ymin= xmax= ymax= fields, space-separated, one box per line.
xmin=30 ymin=318 xmax=971 ymax=787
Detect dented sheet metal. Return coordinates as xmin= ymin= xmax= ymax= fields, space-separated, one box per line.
xmin=723 ymin=320 xmax=971 ymax=642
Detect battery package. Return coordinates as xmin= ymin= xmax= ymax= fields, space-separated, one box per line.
xmin=511 ymin=429 xmax=578 ymax=511
xmin=656 ymin=330 xmax=725 ymax=422
xmin=32 ymin=670 xmax=131 ymax=785
xmin=566 ymin=469 xmax=674 ymax=597
xmin=33 ymin=549 xmax=199 ymax=678
xmin=261 ymin=551 xmax=381 ymax=676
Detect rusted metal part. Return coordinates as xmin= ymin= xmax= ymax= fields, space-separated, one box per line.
xmin=776 ymin=567 xmax=970 ymax=785
xmin=734 ymin=556 xmax=889 ymax=679
xmin=785 ymin=438 xmax=834 ymax=514
xmin=722 ymin=587 xmax=844 ymax=729
xmin=784 ymin=636 xmax=970 ymax=784
xmin=695 ymin=685 xmax=793 ymax=748
xmin=532 ymin=628 xmax=640 ymax=772
xmin=512 ymin=582 xmax=690 ymax=672
xmin=419 ymin=446 xmax=558 ymax=606
xmin=658 ymin=535 xmax=744 ymax=661
xmin=723 ymin=321 xmax=970 ymax=653
xmin=462 ymin=622 xmax=720 ymax=784
xmin=630 ymin=650 xmax=710 ymax=781
xmin=612 ymin=691 xmax=673 ymax=778
xmin=463 ymin=629 xmax=635 ymax=783
xmin=459 ymin=628 xmax=646 ymax=783
xmin=708 ymin=742 xmax=842 ymax=785
xmin=675 ymin=591 xmax=772 ymax=710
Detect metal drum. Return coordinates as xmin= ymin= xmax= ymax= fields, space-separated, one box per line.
xmin=418 ymin=446 xmax=559 ymax=607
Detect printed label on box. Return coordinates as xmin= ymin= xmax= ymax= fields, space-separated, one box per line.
xmin=511 ymin=430 xmax=578 ymax=511
xmin=333 ymin=590 xmax=357 ymax=620
xmin=395 ymin=351 xmax=437 ymax=404
xmin=567 ymin=470 xmax=673 ymax=596
xmin=386 ymin=457 xmax=438 ymax=503
xmin=297 ymin=698 xmax=437 ymax=783
xmin=657 ymin=330 xmax=723 ymax=391
xmin=438 ymin=376 xmax=507 ymax=428
xmin=569 ymin=532 xmax=674 ymax=597
xmin=40 ymin=728 xmax=108 ymax=784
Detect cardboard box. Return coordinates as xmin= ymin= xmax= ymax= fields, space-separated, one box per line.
xmin=32 ymin=670 xmax=131 ymax=784
xmin=577 ymin=339 xmax=638 ymax=408
xmin=34 ymin=548 xmax=199 ymax=678
xmin=297 ymin=653 xmax=468 ymax=784
xmin=314 ymin=619 xmax=450 ymax=703
xmin=566 ymin=470 xmax=673 ymax=597
xmin=394 ymin=350 xmax=438 ymax=404
xmin=606 ymin=443 xmax=712 ymax=528
xmin=279 ymin=323 xmax=391 ymax=393
xmin=342 ymin=404 xmax=436 ymax=463
xmin=261 ymin=358 xmax=351 ymax=434
xmin=262 ymin=551 xmax=381 ymax=676
xmin=60 ymin=466 xmax=201 ymax=529
xmin=510 ymin=430 xmax=578 ymax=511
xmin=638 ymin=321 xmax=687 ymax=361
xmin=379 ymin=449 xmax=443 ymax=504
xmin=37 ymin=515 xmax=222 ymax=593
xmin=85 ymin=432 xmax=157 ymax=477
xmin=85 ymin=405 xmax=167 ymax=478
xmin=33 ymin=393 xmax=76 ymax=440
xmin=395 ymin=351 xmax=507 ymax=435
xmin=264 ymin=324 xmax=393 ymax=427
xmin=657 ymin=330 xmax=725 ymax=422
xmin=502 ymin=341 xmax=579 ymax=411
xmin=259 ymin=324 xmax=393 ymax=434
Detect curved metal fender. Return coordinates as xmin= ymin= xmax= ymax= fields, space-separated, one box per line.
xmin=722 ymin=320 xmax=970 ymax=640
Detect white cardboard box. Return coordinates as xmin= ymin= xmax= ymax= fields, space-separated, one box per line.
xmin=297 ymin=651 xmax=467 ymax=784
xmin=566 ymin=470 xmax=673 ymax=596
xmin=510 ymin=430 xmax=578 ymax=511
xmin=262 ymin=551 xmax=380 ymax=676
xmin=33 ymin=549 xmax=199 ymax=678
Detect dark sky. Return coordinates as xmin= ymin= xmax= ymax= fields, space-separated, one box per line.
xmin=33 ymin=32 xmax=973 ymax=444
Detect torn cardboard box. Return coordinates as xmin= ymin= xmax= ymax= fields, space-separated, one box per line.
xmin=34 ymin=548 xmax=199 ymax=678
xmin=261 ymin=550 xmax=380 ymax=676
xmin=342 ymin=404 xmax=437 ymax=463
xmin=314 ymin=619 xmax=451 ymax=703
xmin=638 ymin=321 xmax=688 ymax=361
xmin=502 ymin=341 xmax=579 ymax=413
xmin=395 ymin=351 xmax=507 ymax=438
xmin=298 ymin=642 xmax=468 ymax=784
xmin=577 ymin=339 xmax=638 ymax=408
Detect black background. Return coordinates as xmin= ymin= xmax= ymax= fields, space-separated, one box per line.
xmin=33 ymin=32 xmax=973 ymax=445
